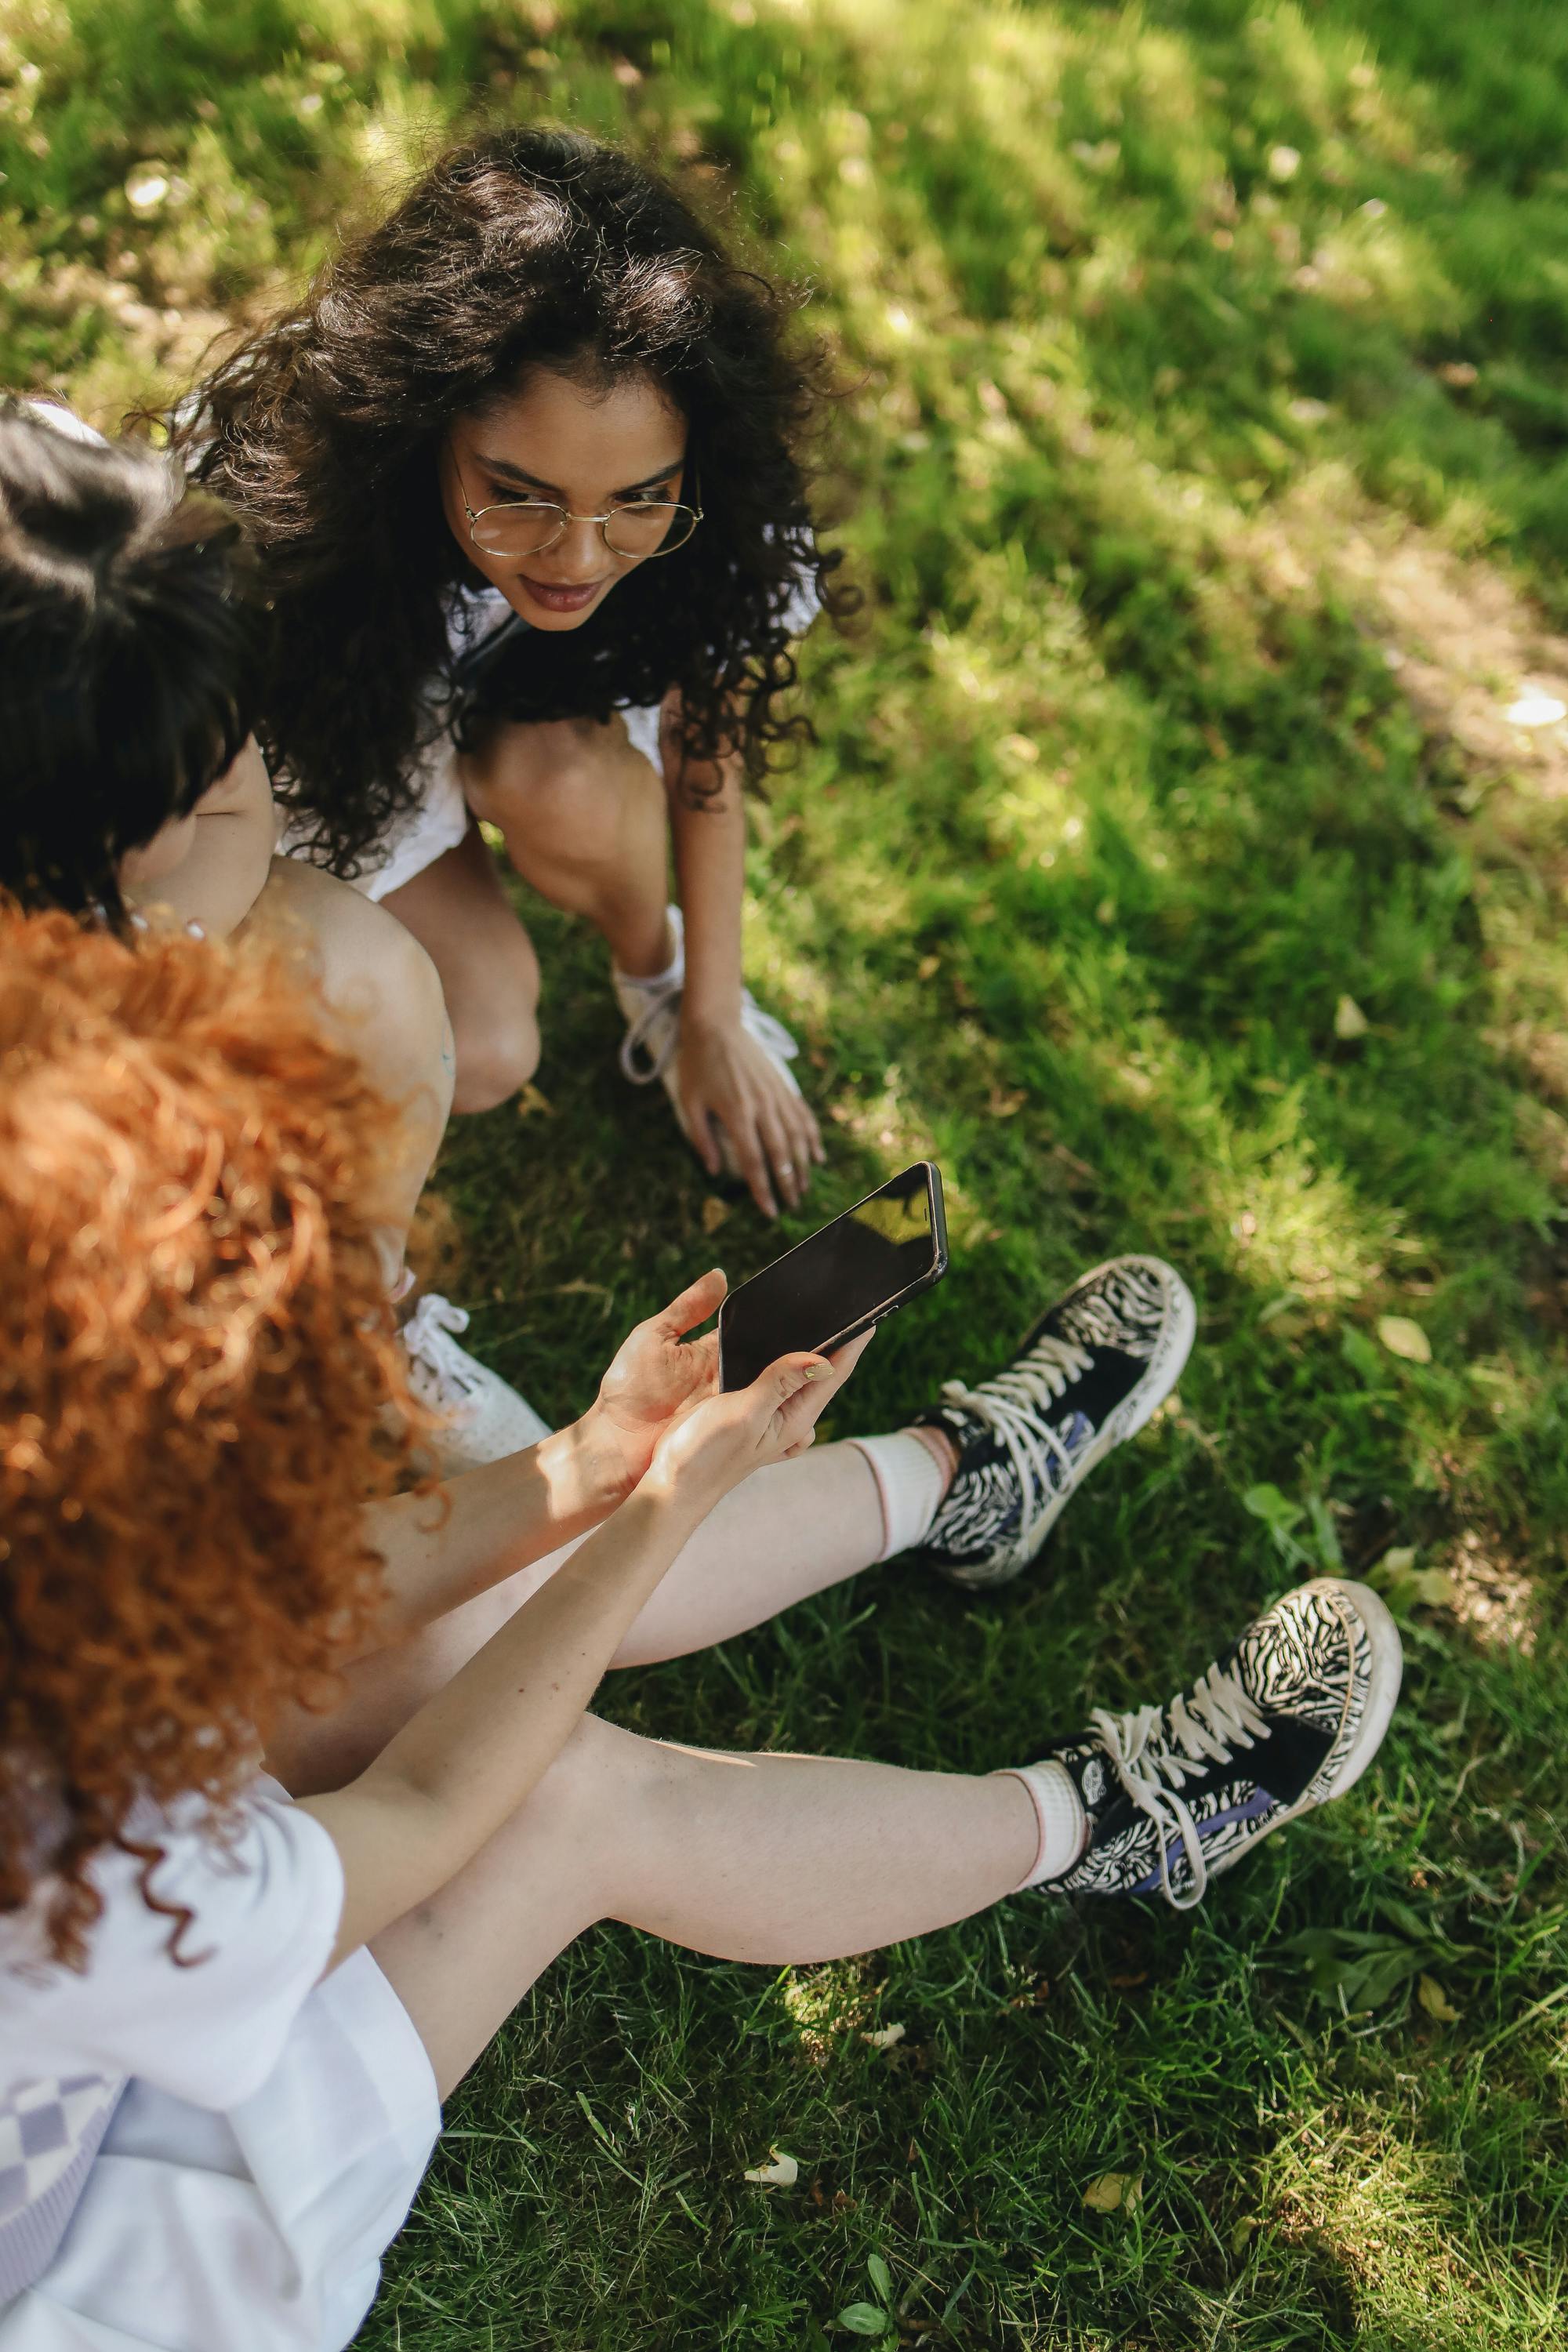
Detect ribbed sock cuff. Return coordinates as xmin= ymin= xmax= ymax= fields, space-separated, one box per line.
xmin=995 ymin=1762 xmax=1087 ymax=1889
xmin=847 ymin=1431 xmax=947 ymax=1561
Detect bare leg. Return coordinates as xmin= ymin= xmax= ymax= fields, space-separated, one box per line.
xmin=372 ymin=1712 xmax=1040 ymax=2096
xmin=270 ymin=1443 xmax=893 ymax=1795
xmin=380 ymin=821 xmax=542 ymax=1114
xmin=465 ymin=714 xmax=673 ymax=980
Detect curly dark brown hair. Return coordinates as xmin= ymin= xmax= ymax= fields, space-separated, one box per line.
xmin=178 ymin=124 xmax=855 ymax=880
xmin=0 ymin=906 xmax=422 ymax=1967
xmin=0 ymin=401 xmax=260 ymax=925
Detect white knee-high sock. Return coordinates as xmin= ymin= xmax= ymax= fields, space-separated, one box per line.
xmin=848 ymin=1431 xmax=948 ymax=1561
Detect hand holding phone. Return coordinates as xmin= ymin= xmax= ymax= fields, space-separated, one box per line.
xmin=717 ymin=1163 xmax=948 ymax=1392
xmin=646 ymin=1325 xmax=876 ymax=1509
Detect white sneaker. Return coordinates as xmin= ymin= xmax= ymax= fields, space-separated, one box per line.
xmin=614 ymin=904 xmax=803 ymax=1174
xmin=400 ymin=1293 xmax=551 ymax=1473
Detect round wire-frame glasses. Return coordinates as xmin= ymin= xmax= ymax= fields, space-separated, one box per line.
xmin=459 ymin=465 xmax=702 ymax=562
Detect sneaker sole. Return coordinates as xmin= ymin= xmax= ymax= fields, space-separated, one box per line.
xmin=941 ymin=1257 xmax=1198 ymax=1589
xmin=1290 ymin=1576 xmax=1404 ymax=1812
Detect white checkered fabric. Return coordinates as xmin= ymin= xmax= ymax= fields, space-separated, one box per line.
xmin=0 ymin=2071 xmax=123 ymax=2301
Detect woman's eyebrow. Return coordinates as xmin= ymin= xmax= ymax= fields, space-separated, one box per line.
xmin=474 ymin=453 xmax=686 ymax=497
xmin=473 ymin=454 xmax=558 ymax=494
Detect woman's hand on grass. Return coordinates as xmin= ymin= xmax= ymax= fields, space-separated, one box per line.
xmin=676 ymin=1014 xmax=824 ymax=1219
xmin=642 ymin=1326 xmax=873 ymax=1514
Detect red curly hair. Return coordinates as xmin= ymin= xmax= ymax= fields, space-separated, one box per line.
xmin=0 ymin=906 xmax=422 ymax=1966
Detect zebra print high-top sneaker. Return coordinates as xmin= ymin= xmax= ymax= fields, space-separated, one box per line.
xmin=1040 ymin=1579 xmax=1403 ymax=1908
xmin=914 ymin=1256 xmax=1196 ymax=1588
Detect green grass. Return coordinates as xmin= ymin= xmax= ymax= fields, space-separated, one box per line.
xmin=7 ymin=1 xmax=1568 ymax=2343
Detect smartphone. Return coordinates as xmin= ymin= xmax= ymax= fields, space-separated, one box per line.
xmin=717 ymin=1162 xmax=948 ymax=1392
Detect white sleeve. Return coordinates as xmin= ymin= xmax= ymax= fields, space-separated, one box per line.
xmin=444 ymin=581 xmax=516 ymax=663
xmin=8 ymin=1794 xmax=345 ymax=2113
xmin=779 ymin=561 xmax=820 ymax=641
xmin=19 ymin=401 xmax=109 ymax=451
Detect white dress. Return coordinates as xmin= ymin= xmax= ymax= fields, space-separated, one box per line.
xmin=0 ymin=1784 xmax=440 ymax=2352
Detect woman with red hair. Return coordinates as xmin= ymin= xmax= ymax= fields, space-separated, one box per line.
xmin=0 ymin=910 xmax=1399 ymax=2350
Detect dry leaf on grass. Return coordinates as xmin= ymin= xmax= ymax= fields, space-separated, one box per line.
xmin=1418 ymin=1975 xmax=1461 ymax=2024
xmin=1377 ymin=1314 xmax=1432 ymax=1363
xmin=1083 ymin=2170 xmax=1142 ymax=2212
xmin=702 ymin=1196 xmax=731 ymax=1235
xmin=742 ymin=2150 xmax=799 ymax=2187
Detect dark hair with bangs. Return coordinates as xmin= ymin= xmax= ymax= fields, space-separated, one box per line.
xmin=0 ymin=402 xmax=260 ymax=924
xmin=177 ymin=124 xmax=854 ymax=880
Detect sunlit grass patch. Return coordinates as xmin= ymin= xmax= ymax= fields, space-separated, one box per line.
xmin=5 ymin=0 xmax=1568 ymax=2344
xmin=1265 ymin=2107 xmax=1566 ymax=2347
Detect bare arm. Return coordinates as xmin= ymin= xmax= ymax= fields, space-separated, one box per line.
xmin=356 ymin=1415 xmax=626 ymax=1649
xmin=666 ymin=713 xmax=749 ymax=1029
xmin=662 ymin=693 xmax=823 ymax=1217
xmin=303 ymin=1348 xmax=851 ymax=1965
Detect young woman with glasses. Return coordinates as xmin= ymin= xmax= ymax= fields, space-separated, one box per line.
xmin=178 ymin=126 xmax=851 ymax=1221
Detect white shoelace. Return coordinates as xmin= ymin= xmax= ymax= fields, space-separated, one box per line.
xmin=400 ymin=1293 xmax=483 ymax=1422
xmin=938 ymin=1333 xmax=1095 ymax=1553
xmin=1087 ymin=1663 xmax=1271 ymax=1910
xmin=619 ymin=985 xmax=800 ymax=1086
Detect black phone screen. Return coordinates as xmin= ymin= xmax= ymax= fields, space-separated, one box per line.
xmin=719 ymin=1163 xmax=942 ymax=1391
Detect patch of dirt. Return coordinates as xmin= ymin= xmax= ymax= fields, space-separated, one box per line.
xmin=1269 ymin=473 xmax=1568 ymax=800
xmin=1443 ymin=1526 xmax=1537 ymax=1657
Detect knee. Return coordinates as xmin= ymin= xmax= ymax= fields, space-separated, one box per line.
xmin=448 ymin=927 xmax=542 ymax=1113
xmin=521 ymin=1714 xmax=645 ymax=1859
xmin=470 ymin=719 xmax=661 ymax=879
xmin=451 ymin=1007 xmax=540 ymax=1113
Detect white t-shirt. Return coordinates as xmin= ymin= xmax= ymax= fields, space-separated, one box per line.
xmin=0 ymin=1791 xmax=343 ymax=2298
xmin=0 ymin=1781 xmax=437 ymax=2352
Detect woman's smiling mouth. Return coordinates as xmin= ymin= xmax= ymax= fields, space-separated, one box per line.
xmin=514 ymin=573 xmax=609 ymax=613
